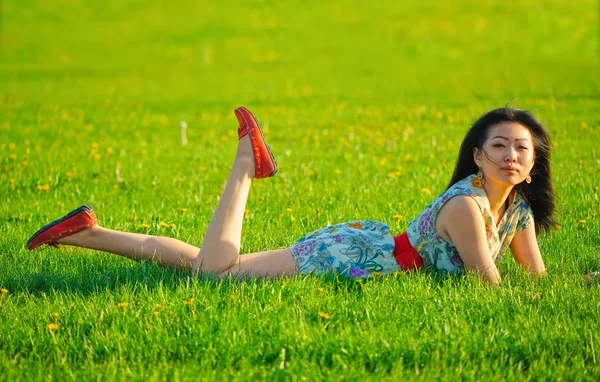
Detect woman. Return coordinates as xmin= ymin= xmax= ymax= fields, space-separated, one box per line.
xmin=27 ymin=106 xmax=556 ymax=287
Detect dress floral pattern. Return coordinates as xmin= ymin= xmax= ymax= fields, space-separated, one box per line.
xmin=406 ymin=175 xmax=534 ymax=275
xmin=290 ymin=220 xmax=400 ymax=279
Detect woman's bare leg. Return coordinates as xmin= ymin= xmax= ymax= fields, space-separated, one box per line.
xmin=55 ymin=135 xmax=298 ymax=276
xmin=218 ymin=249 xmax=299 ymax=278
xmin=193 ymin=134 xmax=255 ymax=273
xmin=57 ymin=226 xmax=200 ymax=270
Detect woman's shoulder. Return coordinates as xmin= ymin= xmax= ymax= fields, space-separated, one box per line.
xmin=432 ymin=175 xmax=487 ymax=208
xmin=407 ymin=175 xmax=487 ymax=237
xmin=512 ymin=191 xmax=535 ymax=232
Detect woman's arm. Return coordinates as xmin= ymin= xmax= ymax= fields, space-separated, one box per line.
xmin=509 ymin=223 xmax=546 ymax=276
xmin=437 ymin=196 xmax=501 ymax=288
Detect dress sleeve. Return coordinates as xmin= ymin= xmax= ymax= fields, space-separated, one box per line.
xmin=516 ymin=201 xmax=534 ymax=233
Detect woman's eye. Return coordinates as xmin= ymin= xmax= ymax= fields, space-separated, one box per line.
xmin=492 ymin=144 xmax=504 ymax=148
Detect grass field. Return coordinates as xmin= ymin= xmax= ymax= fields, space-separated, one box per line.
xmin=1 ymin=0 xmax=599 ymax=380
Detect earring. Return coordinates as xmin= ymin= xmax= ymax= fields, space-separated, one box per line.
xmin=526 ymin=175 xmax=532 ymax=184
xmin=476 ymin=170 xmax=483 ymax=180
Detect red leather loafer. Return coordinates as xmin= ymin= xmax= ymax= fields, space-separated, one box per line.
xmin=27 ymin=205 xmax=98 ymax=251
xmin=235 ymin=106 xmax=278 ymax=179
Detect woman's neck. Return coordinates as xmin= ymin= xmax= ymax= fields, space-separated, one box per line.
xmin=483 ymin=180 xmax=513 ymax=218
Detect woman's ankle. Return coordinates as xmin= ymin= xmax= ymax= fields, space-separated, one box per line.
xmin=56 ymin=225 xmax=100 ymax=246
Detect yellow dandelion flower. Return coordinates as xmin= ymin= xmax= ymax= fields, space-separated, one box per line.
xmin=180 ymin=208 xmax=187 ymax=213
xmin=8 ymin=154 xmax=17 ymax=161
xmin=152 ymin=311 xmax=159 ymax=317
xmin=51 ymin=312 xmax=59 ymax=318
xmin=160 ymin=222 xmax=175 ymax=228
xmin=47 ymin=323 xmax=59 ymax=331
xmin=8 ymin=179 xmax=14 ymax=185
xmin=117 ymin=302 xmax=129 ymax=309
xmin=335 ymin=169 xmax=342 ymax=174
xmin=1 ymin=288 xmax=8 ymax=294
xmin=393 ymin=214 xmax=403 ymax=219
xmin=155 ymin=304 xmax=164 ymax=309
xmin=577 ymin=219 xmax=586 ymax=226
xmin=139 ymin=223 xmax=150 ymax=229
xmin=421 ymin=188 xmax=431 ymax=195
xmin=8 ymin=143 xmax=15 ymax=149
xmin=392 ymin=270 xmax=405 ymax=277
xmin=184 ymin=298 xmax=194 ymax=306
xmin=316 ymin=287 xmax=325 ymax=292
xmin=286 ymin=208 xmax=293 ymax=212
xmin=91 ymin=142 xmax=99 ymax=149
xmin=37 ymin=185 xmax=50 ymax=191
xmin=318 ymin=312 xmax=331 ymax=320
xmin=371 ymin=271 xmax=383 ymax=277
xmin=403 ymin=154 xmax=413 ymax=162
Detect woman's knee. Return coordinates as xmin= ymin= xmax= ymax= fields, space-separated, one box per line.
xmin=192 ymin=249 xmax=238 ymax=274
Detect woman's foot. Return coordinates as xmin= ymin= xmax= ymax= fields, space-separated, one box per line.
xmin=235 ymin=106 xmax=278 ymax=179
xmin=27 ymin=205 xmax=98 ymax=250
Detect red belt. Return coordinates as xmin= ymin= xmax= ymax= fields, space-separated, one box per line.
xmin=393 ymin=232 xmax=424 ymax=271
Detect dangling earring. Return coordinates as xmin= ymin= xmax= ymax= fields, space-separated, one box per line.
xmin=525 ymin=175 xmax=532 ymax=184
xmin=476 ymin=170 xmax=483 ymax=180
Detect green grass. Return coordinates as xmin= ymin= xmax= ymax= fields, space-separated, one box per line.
xmin=1 ymin=0 xmax=599 ymax=380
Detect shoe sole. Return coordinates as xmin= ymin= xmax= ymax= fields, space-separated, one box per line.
xmin=27 ymin=205 xmax=94 ymax=249
xmin=239 ymin=107 xmax=278 ymax=178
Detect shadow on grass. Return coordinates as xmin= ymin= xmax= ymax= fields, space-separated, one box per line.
xmin=1 ymin=260 xmax=222 ymax=297
xmin=2 ymin=260 xmax=442 ymax=297
xmin=2 ymin=247 xmax=496 ymax=297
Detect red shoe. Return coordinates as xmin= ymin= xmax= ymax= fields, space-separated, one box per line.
xmin=235 ymin=106 xmax=278 ymax=179
xmin=27 ymin=205 xmax=98 ymax=251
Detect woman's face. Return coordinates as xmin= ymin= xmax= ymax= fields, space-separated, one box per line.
xmin=474 ymin=122 xmax=536 ymax=186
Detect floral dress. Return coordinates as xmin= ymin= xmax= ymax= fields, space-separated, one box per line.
xmin=289 ymin=220 xmax=400 ymax=278
xmin=289 ymin=175 xmax=534 ymax=278
xmin=406 ymin=175 xmax=533 ymax=275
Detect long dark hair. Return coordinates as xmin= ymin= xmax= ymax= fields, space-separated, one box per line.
xmin=447 ymin=107 xmax=556 ymax=235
